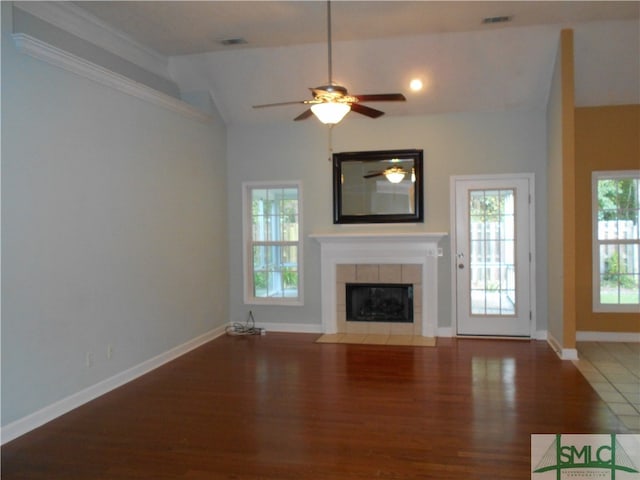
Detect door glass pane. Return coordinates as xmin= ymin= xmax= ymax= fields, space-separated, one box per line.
xmin=468 ymin=189 xmax=517 ymax=316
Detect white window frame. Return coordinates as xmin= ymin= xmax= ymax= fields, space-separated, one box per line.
xmin=592 ymin=170 xmax=640 ymax=313
xmin=242 ymin=181 xmax=304 ymax=306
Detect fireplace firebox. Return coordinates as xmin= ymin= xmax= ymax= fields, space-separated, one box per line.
xmin=346 ymin=283 xmax=413 ymax=323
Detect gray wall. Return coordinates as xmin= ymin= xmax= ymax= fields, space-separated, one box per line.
xmin=226 ymin=110 xmax=548 ymax=333
xmin=1 ymin=4 xmax=229 ymax=426
xmin=546 ymin=34 xmax=565 ymax=347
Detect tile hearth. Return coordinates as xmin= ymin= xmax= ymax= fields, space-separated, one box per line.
xmin=316 ymin=333 xmax=436 ymax=347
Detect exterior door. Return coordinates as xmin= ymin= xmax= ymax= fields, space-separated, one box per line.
xmin=453 ymin=175 xmax=533 ymax=337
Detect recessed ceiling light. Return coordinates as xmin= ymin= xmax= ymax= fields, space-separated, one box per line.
xmin=409 ymin=79 xmax=423 ymax=92
xmin=482 ymin=15 xmax=513 ymax=25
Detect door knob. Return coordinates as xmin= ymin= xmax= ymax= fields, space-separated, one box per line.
xmin=458 ymin=263 xmax=465 ymax=269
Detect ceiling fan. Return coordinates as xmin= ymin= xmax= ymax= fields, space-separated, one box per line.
xmin=252 ymin=0 xmax=406 ymax=125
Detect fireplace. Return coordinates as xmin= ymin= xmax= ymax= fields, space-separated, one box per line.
xmin=310 ymin=232 xmax=447 ymax=336
xmin=346 ymin=283 xmax=413 ymax=323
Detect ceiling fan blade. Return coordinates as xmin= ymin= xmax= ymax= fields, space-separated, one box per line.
xmin=253 ymin=101 xmax=306 ymax=109
xmin=294 ymin=109 xmax=314 ymax=121
xmin=363 ymin=172 xmax=384 ymax=179
xmin=354 ymin=93 xmax=406 ymax=102
xmin=351 ymin=103 xmax=385 ymax=119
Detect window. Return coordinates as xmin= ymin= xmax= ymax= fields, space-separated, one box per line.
xmin=243 ymin=182 xmax=302 ymax=305
xmin=592 ymin=171 xmax=640 ymax=312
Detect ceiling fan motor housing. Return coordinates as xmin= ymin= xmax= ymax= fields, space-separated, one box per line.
xmin=316 ymin=84 xmax=348 ymax=95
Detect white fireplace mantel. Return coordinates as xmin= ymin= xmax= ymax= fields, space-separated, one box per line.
xmin=310 ymin=232 xmax=448 ymax=337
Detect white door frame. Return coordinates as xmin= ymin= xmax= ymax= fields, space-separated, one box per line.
xmin=449 ymin=173 xmax=537 ymax=338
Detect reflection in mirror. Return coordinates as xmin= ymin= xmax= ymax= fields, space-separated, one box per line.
xmin=333 ymin=149 xmax=424 ymax=224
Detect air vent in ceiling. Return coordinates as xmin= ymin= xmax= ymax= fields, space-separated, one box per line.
xmin=219 ymin=37 xmax=248 ymax=46
xmin=482 ymin=15 xmax=513 ymax=24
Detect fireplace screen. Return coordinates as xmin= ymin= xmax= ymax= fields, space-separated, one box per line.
xmin=346 ymin=283 xmax=413 ymax=323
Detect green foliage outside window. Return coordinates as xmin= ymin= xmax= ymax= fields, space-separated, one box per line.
xmin=603 ymin=251 xmax=636 ymax=288
xmin=598 ymin=178 xmax=638 ymax=221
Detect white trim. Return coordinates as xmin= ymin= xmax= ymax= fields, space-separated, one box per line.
xmin=547 ymin=333 xmax=579 ymax=360
xmin=534 ymin=329 xmax=548 ymax=341
xmin=449 ymin=175 xmax=460 ymax=336
xmin=437 ymin=327 xmax=454 ymax=337
xmin=1 ymin=325 xmax=227 ymax=445
xmin=449 ymin=173 xmax=537 ymax=338
xmin=256 ymin=323 xmax=323 ymax=334
xmin=560 ymin=349 xmax=579 ymax=360
xmin=576 ymin=331 xmax=640 ymax=342
xmin=242 ymin=181 xmax=304 ymax=306
xmin=309 ymin=232 xmax=447 ymax=244
xmin=11 ymin=34 xmax=212 ymax=124
xmin=13 ymin=1 xmax=169 ymax=79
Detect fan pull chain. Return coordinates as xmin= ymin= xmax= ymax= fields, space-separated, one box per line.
xmin=327 ymin=125 xmax=333 ymax=161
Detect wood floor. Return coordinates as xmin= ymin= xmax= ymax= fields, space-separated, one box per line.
xmin=1 ymin=334 xmax=629 ymax=479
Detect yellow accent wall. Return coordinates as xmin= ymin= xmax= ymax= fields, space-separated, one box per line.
xmin=575 ymin=105 xmax=640 ymax=332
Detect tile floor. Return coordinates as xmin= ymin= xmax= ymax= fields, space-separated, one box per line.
xmin=316 ymin=333 xmax=436 ymax=347
xmin=573 ymin=342 xmax=640 ymax=432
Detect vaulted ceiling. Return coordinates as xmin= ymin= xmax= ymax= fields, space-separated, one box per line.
xmin=68 ymin=1 xmax=640 ymax=125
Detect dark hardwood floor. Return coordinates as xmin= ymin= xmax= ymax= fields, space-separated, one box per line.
xmin=1 ymin=334 xmax=628 ymax=479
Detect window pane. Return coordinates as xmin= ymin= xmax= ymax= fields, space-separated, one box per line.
xmin=247 ymin=184 xmax=301 ymax=303
xmin=253 ymin=245 xmax=266 ymax=270
xmin=597 ymin=178 xmax=640 ymax=240
xmin=595 ymin=174 xmax=640 ymax=308
xmin=281 ymin=199 xmax=299 ymax=241
xmin=622 ymin=244 xmax=639 ymax=274
xmin=468 ymin=189 xmax=517 ymax=316
xmin=599 ymin=243 xmax=640 ymax=305
xmin=469 ymin=191 xmax=486 ymax=216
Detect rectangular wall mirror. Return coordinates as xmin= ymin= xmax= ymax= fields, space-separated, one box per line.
xmin=333 ymin=149 xmax=424 ymax=224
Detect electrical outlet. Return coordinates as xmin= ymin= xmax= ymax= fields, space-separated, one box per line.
xmin=85 ymin=352 xmax=94 ymax=368
xmin=106 ymin=344 xmax=113 ymax=360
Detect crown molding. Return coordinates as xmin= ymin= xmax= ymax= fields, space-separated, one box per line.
xmin=12 ymin=34 xmax=212 ymax=124
xmin=13 ymin=1 xmax=170 ymax=80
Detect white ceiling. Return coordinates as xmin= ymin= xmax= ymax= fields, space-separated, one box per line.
xmin=68 ymin=1 xmax=640 ymax=125
xmin=73 ymin=1 xmax=639 ymax=55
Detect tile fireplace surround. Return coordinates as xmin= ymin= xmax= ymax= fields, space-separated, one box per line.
xmin=311 ymin=232 xmax=447 ymax=337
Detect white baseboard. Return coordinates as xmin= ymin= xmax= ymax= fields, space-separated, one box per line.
xmin=440 ymin=328 xmax=546 ymax=340
xmin=259 ymin=323 xmax=456 ymax=336
xmin=546 ymin=333 xmax=579 ymax=360
xmin=437 ymin=327 xmax=454 ymax=337
xmin=576 ymin=331 xmax=640 ymax=342
xmin=257 ymin=322 xmax=323 ymax=334
xmin=534 ymin=330 xmax=548 ymax=341
xmin=1 ymin=325 xmax=227 ymax=445
xmin=559 ymin=348 xmax=579 ymax=360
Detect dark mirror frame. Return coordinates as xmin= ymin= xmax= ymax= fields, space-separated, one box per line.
xmin=333 ymin=149 xmax=424 ymax=224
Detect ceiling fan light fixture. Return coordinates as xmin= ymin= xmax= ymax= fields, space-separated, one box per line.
xmin=311 ymin=102 xmax=351 ymax=125
xmin=409 ymin=79 xmax=423 ymax=92
xmin=384 ymin=167 xmax=406 ymax=184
